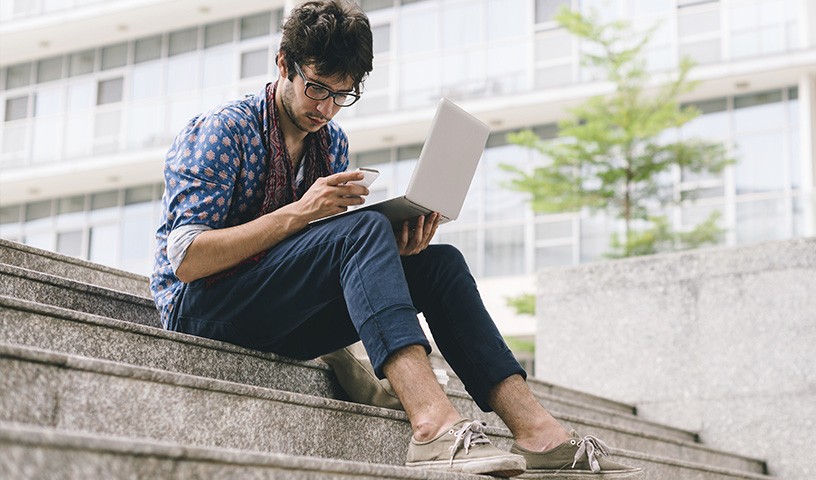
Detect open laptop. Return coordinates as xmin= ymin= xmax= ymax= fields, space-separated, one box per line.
xmin=310 ymin=98 xmax=490 ymax=228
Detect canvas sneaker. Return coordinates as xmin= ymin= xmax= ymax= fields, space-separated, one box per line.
xmin=510 ymin=430 xmax=642 ymax=478
xmin=406 ymin=419 xmax=527 ymax=477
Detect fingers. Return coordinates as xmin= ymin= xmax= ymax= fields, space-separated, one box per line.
xmin=398 ymin=213 xmax=441 ymax=256
xmin=326 ymin=171 xmax=364 ymax=187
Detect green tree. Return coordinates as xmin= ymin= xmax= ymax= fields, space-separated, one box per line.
xmin=502 ymin=7 xmax=733 ymax=258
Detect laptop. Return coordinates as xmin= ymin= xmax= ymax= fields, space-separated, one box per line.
xmin=310 ymin=98 xmax=490 ymax=228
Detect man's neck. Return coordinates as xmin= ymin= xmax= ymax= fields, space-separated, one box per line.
xmin=274 ymin=80 xmax=308 ymax=164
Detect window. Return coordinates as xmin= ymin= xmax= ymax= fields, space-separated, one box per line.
xmin=25 ymin=200 xmax=52 ymax=221
xmin=241 ymin=12 xmax=272 ymax=40
xmin=92 ymin=191 xmax=119 ymax=210
xmin=4 ymin=96 xmax=28 ymax=121
xmin=372 ymin=24 xmax=392 ymax=54
xmin=101 ymin=43 xmax=128 ymax=70
xmin=36 ymin=57 xmax=63 ymax=83
xmin=0 ymin=206 xmax=20 ymax=224
xmin=169 ymin=28 xmax=198 ymax=56
xmin=5 ymin=64 xmax=32 ymax=89
xmin=69 ymin=50 xmax=95 ymax=76
xmin=484 ymin=226 xmax=525 ymax=276
xmin=361 ymin=0 xmax=393 ymax=11
xmin=241 ymin=49 xmax=268 ymax=78
xmin=97 ymin=78 xmax=124 ymax=105
xmin=57 ymin=230 xmax=83 ymax=257
xmin=135 ymin=36 xmax=162 ymax=63
xmin=205 ymin=20 xmax=234 ymax=48
xmin=535 ymin=0 xmax=570 ymax=24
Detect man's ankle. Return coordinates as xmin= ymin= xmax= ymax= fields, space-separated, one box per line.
xmin=412 ymin=415 xmax=462 ymax=442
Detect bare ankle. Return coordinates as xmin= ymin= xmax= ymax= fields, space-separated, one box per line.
xmin=514 ymin=424 xmax=571 ymax=452
xmin=412 ymin=414 xmax=461 ymax=442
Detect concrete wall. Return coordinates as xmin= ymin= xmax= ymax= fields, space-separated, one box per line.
xmin=535 ymin=237 xmax=816 ymax=479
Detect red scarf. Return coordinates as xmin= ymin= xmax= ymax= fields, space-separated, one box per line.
xmin=203 ymin=83 xmax=332 ymax=286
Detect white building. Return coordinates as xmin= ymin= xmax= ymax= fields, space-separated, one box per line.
xmin=1 ymin=0 xmax=814 ymax=341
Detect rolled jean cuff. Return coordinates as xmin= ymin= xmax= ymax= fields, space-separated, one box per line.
xmin=357 ymin=304 xmax=431 ymax=379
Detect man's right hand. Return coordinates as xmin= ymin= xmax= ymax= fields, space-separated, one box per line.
xmin=297 ymin=171 xmax=371 ymax=220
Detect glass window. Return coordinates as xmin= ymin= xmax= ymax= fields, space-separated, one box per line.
xmin=36 ymin=56 xmax=63 ymax=83
xmin=679 ymin=39 xmax=721 ymax=64
xmin=89 ymin=224 xmax=118 ymax=265
xmin=734 ymin=132 xmax=786 ymax=194
xmin=536 ymin=31 xmax=572 ymax=62
xmin=6 ymin=64 xmax=32 ymax=89
xmin=131 ymin=63 xmax=163 ymax=99
xmin=487 ymin=0 xmax=526 ymax=40
xmin=372 ymin=24 xmax=392 ymax=54
xmin=484 ymin=225 xmax=525 ymax=276
xmin=166 ymin=55 xmax=198 ymax=94
xmin=1 ymin=205 xmax=21 ymax=224
xmin=97 ymin=78 xmax=124 ymax=105
xmin=631 ymin=0 xmax=672 ymax=16
xmin=92 ymin=191 xmax=119 ymax=210
xmin=125 ymin=185 xmax=154 ymax=204
xmin=357 ymin=148 xmax=391 ymax=168
xmin=93 ymin=110 xmax=121 ymax=153
xmin=536 ymin=244 xmax=573 ymax=268
xmin=24 ymin=233 xmax=53 ymax=251
xmin=361 ymin=0 xmax=393 ymax=11
xmin=679 ymin=9 xmax=720 ymax=37
xmin=241 ymin=49 xmax=268 ymax=79
xmin=120 ymin=202 xmax=154 ymax=261
xmin=4 ymin=96 xmax=28 ymax=121
xmin=400 ymin=7 xmax=438 ymax=55
xmin=442 ymin=2 xmax=482 ymax=49
xmin=57 ymin=230 xmax=83 ymax=257
xmin=205 ymin=20 xmax=234 ymax=48
xmin=241 ymin=12 xmax=271 ymax=40
xmin=128 ymin=102 xmax=163 ymax=148
xmin=733 ymin=90 xmax=784 ymax=133
xmin=58 ymin=196 xmax=85 ymax=215
xmin=135 ymin=35 xmax=162 ymax=63
xmin=101 ymin=43 xmax=128 ymax=70
xmin=69 ymin=50 xmax=95 ymax=76
xmin=536 ymin=0 xmax=570 ymax=24
xmin=25 ymin=200 xmax=52 ymax=221
xmin=535 ymin=219 xmax=572 ymax=240
xmin=536 ymin=64 xmax=573 ymax=89
xmin=169 ymin=28 xmax=198 ymax=56
xmin=34 ymin=85 xmax=61 ymax=116
xmin=736 ymin=198 xmax=787 ymax=244
xmin=202 ymin=47 xmax=234 ymax=87
xmin=580 ymin=213 xmax=616 ymax=262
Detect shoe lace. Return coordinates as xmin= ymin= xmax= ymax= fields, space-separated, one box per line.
xmin=448 ymin=420 xmax=492 ymax=466
xmin=571 ymin=434 xmax=611 ymax=473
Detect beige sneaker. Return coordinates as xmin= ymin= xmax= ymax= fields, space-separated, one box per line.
xmin=406 ymin=419 xmax=526 ymax=477
xmin=510 ymin=430 xmax=642 ymax=478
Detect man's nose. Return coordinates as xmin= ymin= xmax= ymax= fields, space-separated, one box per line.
xmin=316 ymin=96 xmax=335 ymax=116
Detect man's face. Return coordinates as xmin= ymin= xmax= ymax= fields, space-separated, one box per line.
xmin=279 ymin=61 xmax=355 ymax=134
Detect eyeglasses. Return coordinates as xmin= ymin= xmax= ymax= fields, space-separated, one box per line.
xmin=293 ymin=62 xmax=361 ymax=107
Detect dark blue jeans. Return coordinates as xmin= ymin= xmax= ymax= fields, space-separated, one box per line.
xmin=170 ymin=211 xmax=525 ymax=411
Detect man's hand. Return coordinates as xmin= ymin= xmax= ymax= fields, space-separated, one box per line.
xmin=397 ymin=213 xmax=441 ymax=256
xmin=297 ymin=171 xmax=369 ymax=220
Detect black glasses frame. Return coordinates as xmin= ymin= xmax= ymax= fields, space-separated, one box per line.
xmin=293 ymin=63 xmax=361 ymax=107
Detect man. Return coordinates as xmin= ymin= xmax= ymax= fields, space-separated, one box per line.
xmin=151 ymin=0 xmax=639 ymax=477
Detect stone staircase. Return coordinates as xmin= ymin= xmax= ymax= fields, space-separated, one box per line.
xmin=0 ymin=238 xmax=776 ymax=479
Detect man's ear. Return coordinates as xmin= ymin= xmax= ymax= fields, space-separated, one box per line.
xmin=276 ymin=53 xmax=288 ymax=79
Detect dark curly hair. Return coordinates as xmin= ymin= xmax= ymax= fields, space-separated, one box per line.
xmin=279 ymin=0 xmax=373 ymax=94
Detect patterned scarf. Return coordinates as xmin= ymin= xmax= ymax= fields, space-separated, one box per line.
xmin=203 ymin=82 xmax=332 ymax=286
xmin=260 ymin=82 xmax=332 ymax=215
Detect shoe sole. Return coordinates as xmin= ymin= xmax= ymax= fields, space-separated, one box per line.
xmin=519 ymin=467 xmax=643 ymax=479
xmin=407 ymin=455 xmax=527 ymax=477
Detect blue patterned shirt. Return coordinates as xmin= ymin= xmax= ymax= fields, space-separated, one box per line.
xmin=150 ymin=84 xmax=349 ymax=327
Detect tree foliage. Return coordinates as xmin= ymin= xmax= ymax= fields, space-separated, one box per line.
xmin=502 ymin=7 xmax=733 ymax=259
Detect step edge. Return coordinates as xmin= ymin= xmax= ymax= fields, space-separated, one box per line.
xmin=0 ymin=238 xmax=147 ymax=283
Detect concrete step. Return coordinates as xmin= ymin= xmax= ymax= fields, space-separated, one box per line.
xmin=0 ymin=295 xmax=697 ymax=446
xmin=0 ymin=238 xmax=148 ymax=297
xmin=0 ymin=263 xmax=160 ymax=328
xmin=0 ymin=423 xmax=776 ymax=480
xmin=0 ymin=343 xmax=770 ymax=477
xmin=0 ymin=422 xmax=485 ymax=480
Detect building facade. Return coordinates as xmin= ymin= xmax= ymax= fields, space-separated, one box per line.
xmin=1 ymin=0 xmax=814 ymax=337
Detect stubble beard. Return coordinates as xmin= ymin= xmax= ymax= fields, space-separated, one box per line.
xmin=281 ymin=81 xmax=320 ymax=134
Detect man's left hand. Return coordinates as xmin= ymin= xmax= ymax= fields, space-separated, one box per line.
xmin=397 ymin=212 xmax=441 ymax=256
